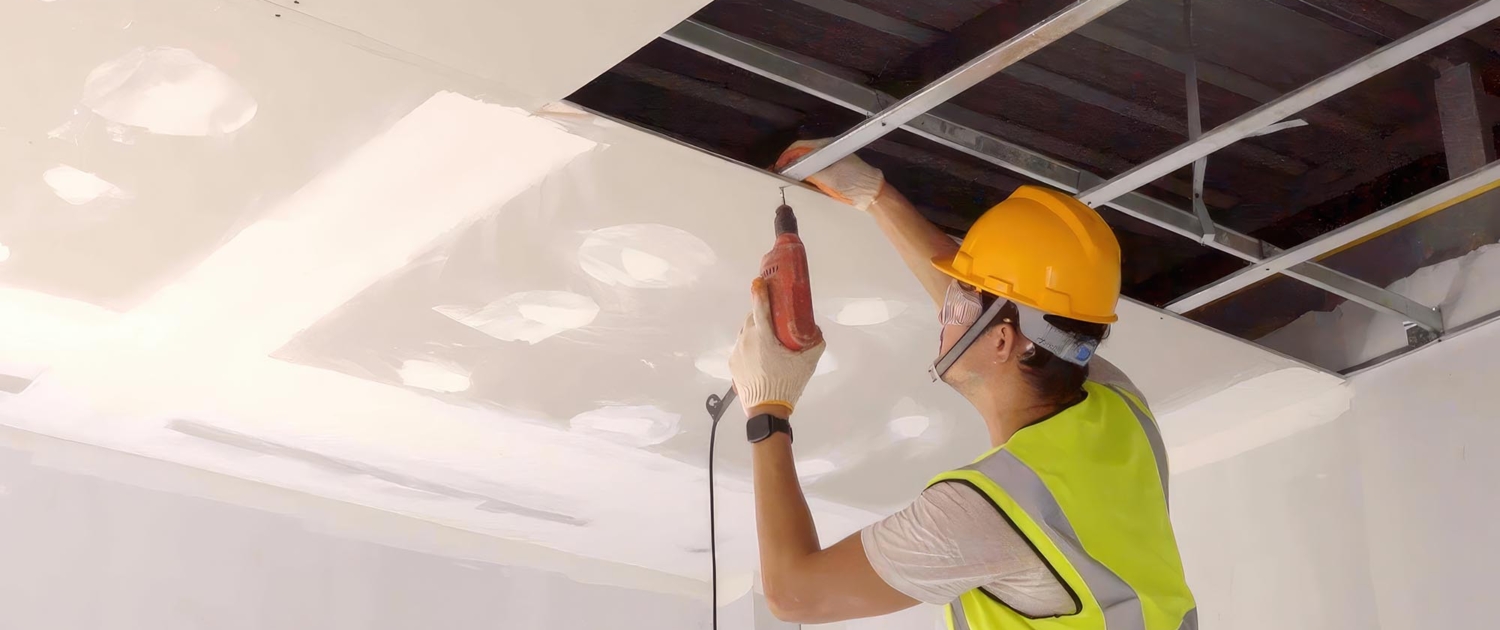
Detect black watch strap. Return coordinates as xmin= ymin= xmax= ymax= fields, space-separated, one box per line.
xmin=746 ymin=414 xmax=792 ymax=444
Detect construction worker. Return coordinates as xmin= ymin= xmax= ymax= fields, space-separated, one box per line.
xmin=727 ymin=141 xmax=1197 ymax=629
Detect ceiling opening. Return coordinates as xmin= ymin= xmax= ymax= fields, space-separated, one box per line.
xmin=568 ymin=0 xmax=1500 ymax=371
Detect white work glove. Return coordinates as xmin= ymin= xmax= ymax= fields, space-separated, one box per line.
xmin=730 ymin=278 xmax=826 ymax=415
xmin=775 ymin=139 xmax=886 ymax=212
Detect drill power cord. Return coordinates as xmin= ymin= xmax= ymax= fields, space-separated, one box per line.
xmin=708 ymin=187 xmax=793 ymax=629
xmin=708 ymin=409 xmax=722 ymax=630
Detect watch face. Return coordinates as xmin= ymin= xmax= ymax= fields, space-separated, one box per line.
xmin=746 ymin=414 xmax=789 ymax=443
xmin=746 ymin=415 xmax=773 ymax=442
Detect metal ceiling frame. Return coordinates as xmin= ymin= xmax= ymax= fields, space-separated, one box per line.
xmin=778 ymin=0 xmax=1130 ymax=179
xmin=1075 ymin=0 xmax=1500 ymax=206
xmin=1167 ymin=160 xmax=1500 ymax=313
xmin=1181 ymin=0 xmax=1216 ymax=245
xmin=662 ymin=19 xmax=1445 ymax=333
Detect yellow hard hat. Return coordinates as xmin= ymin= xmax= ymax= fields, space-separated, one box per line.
xmin=932 ymin=186 xmax=1121 ymax=324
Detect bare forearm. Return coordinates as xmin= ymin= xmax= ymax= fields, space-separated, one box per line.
xmin=746 ymin=406 xmax=820 ymax=600
xmin=867 ymin=185 xmax=960 ymax=310
xmin=752 ymin=434 xmax=819 ymax=581
xmin=742 ymin=407 xmax=921 ymax=623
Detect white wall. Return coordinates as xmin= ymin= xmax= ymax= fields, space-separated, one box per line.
xmin=1349 ymin=320 xmax=1499 ymax=630
xmin=0 ymin=428 xmax=710 ymax=630
xmin=1171 ymin=319 xmax=1500 ymax=629
xmin=1171 ymin=415 xmax=1380 ymax=630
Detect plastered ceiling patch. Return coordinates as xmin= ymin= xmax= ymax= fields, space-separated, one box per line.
xmin=82 ymin=47 xmax=257 ymax=136
xmin=43 ymin=165 xmax=128 ymax=205
xmin=397 ymin=359 xmax=471 ymax=393
xmin=0 ymin=243 xmax=9 ymax=263
xmin=887 ymin=397 xmax=938 ymax=441
xmin=829 ymin=298 xmax=909 ymax=326
xmin=889 ymin=415 xmax=931 ymax=438
xmin=568 ymin=405 xmax=681 ymax=447
xmin=578 ymin=224 xmax=716 ymax=288
xmin=620 ymin=248 xmax=672 ymax=282
xmin=435 ymin=290 xmax=599 ymax=344
xmin=694 ymin=345 xmax=734 ymax=381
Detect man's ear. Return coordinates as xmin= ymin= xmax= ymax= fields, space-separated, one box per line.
xmin=991 ymin=323 xmax=1017 ymax=364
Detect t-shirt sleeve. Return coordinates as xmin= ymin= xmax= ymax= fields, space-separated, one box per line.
xmin=860 ymin=482 xmax=1077 ymax=616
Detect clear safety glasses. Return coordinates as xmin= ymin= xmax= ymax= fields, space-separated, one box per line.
xmin=930 ymin=280 xmax=1009 ymax=382
xmin=940 ymin=281 xmax=984 ymax=326
xmin=933 ymin=280 xmax=1102 ymax=378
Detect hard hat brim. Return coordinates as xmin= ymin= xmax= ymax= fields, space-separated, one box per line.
xmin=931 ymin=254 xmax=1119 ymax=324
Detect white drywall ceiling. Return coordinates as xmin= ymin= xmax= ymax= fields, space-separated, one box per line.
xmin=0 ymin=0 xmax=1333 ymax=585
xmin=259 ymin=0 xmax=713 ymax=108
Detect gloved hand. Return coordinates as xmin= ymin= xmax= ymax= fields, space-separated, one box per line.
xmin=775 ymin=139 xmax=886 ymax=212
xmin=730 ymin=277 xmax=826 ymax=416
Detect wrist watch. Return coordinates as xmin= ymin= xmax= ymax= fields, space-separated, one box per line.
xmin=746 ymin=413 xmax=793 ymax=443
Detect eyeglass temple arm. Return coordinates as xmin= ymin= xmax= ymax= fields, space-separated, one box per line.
xmin=929 ymin=298 xmax=1010 ymax=382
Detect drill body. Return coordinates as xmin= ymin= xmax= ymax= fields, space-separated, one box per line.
xmin=760 ymin=205 xmax=822 ymax=351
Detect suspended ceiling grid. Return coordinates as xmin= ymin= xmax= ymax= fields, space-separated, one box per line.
xmin=569 ymin=0 xmax=1500 ymax=364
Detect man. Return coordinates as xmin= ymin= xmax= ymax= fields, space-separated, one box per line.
xmin=727 ymin=141 xmax=1197 ymax=630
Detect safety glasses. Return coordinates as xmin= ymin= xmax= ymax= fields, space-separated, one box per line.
xmin=933 ymin=280 xmax=1102 ymax=378
xmin=940 ymin=281 xmax=984 ymax=326
xmin=930 ymin=281 xmax=1010 ymax=382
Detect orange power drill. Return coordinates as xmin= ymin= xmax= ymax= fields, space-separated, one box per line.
xmin=705 ymin=203 xmax=821 ymax=421
xmin=761 ymin=204 xmax=823 ymax=351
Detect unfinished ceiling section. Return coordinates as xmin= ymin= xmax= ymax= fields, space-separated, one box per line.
xmin=569 ymin=0 xmax=1500 ymax=371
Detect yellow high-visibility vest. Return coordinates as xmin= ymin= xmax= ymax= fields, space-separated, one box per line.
xmin=933 ymin=381 xmax=1197 ymax=630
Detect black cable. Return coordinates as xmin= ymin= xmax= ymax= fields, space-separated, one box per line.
xmin=708 ymin=411 xmax=722 ymax=630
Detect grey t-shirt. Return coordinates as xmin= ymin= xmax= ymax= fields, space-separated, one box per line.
xmin=860 ymin=357 xmax=1146 ymax=616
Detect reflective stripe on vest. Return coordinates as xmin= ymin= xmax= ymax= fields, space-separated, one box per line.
xmin=1113 ymin=385 xmax=1171 ymax=505
xmin=950 ymin=602 xmax=972 ymax=630
xmin=935 ymin=382 xmax=1196 ymax=630
xmin=953 ymin=604 xmax=1197 ymax=630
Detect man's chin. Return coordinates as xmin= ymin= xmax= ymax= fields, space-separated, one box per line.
xmin=938 ymin=369 xmax=973 ymax=391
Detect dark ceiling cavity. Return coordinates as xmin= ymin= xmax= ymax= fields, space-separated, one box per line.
xmin=568 ymin=0 xmax=1500 ymax=368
